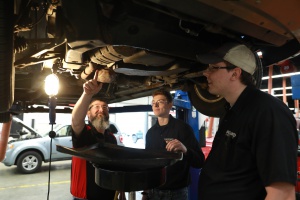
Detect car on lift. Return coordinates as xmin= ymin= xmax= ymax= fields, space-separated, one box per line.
xmin=1 ymin=0 xmax=300 ymax=121
xmin=2 ymin=120 xmax=124 ymax=174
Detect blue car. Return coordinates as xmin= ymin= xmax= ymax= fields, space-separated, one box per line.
xmin=2 ymin=118 xmax=123 ymax=174
xmin=132 ymin=130 xmax=143 ymax=143
xmin=3 ymin=124 xmax=73 ymax=174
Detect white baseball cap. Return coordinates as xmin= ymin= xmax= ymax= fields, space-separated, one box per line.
xmin=196 ymin=43 xmax=257 ymax=75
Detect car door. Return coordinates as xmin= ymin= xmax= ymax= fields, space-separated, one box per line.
xmin=50 ymin=125 xmax=73 ymax=160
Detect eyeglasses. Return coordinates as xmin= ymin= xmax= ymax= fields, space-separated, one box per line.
xmin=151 ymin=99 xmax=168 ymax=107
xmin=89 ymin=104 xmax=109 ymax=111
xmin=206 ymin=65 xmax=236 ymax=72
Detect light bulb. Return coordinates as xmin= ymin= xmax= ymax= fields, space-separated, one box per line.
xmin=45 ymin=74 xmax=59 ymax=96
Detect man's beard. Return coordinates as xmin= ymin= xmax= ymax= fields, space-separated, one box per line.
xmin=91 ymin=114 xmax=110 ymax=130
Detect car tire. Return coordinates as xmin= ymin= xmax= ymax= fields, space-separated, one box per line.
xmin=0 ymin=0 xmax=15 ymax=113
xmin=187 ymin=76 xmax=227 ymax=117
xmin=188 ymin=52 xmax=263 ymax=117
xmin=132 ymin=134 xmax=138 ymax=143
xmin=16 ymin=151 xmax=42 ymax=174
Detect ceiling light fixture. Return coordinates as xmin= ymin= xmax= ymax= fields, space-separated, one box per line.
xmin=262 ymin=72 xmax=300 ymax=80
xmin=272 ymin=93 xmax=292 ymax=97
xmin=261 ymin=86 xmax=292 ymax=92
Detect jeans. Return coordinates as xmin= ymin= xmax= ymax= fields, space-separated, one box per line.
xmin=148 ymin=187 xmax=188 ymax=200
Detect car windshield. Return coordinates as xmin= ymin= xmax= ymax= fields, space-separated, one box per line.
xmin=41 ymin=131 xmax=51 ymax=138
xmin=40 ymin=125 xmax=71 ymax=138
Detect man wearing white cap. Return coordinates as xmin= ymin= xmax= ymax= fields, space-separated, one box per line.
xmin=197 ymin=43 xmax=298 ymax=200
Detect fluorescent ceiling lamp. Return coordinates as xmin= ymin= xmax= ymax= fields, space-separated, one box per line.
xmin=261 ymin=87 xmax=292 ymax=92
xmin=262 ymin=72 xmax=300 ymax=80
xmin=273 ymin=93 xmax=292 ymax=97
xmin=256 ymin=51 xmax=262 ymax=57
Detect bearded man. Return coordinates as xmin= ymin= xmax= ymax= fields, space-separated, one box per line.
xmin=70 ymin=70 xmax=117 ymax=200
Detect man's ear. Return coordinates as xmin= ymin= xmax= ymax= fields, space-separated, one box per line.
xmin=232 ymin=68 xmax=242 ymax=78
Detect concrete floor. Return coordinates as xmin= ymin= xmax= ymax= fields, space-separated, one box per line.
xmin=0 ymin=160 xmax=142 ymax=200
xmin=0 ymin=160 xmax=73 ymax=200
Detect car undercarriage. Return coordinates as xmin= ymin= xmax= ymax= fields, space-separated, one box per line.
xmin=1 ymin=0 xmax=300 ymax=121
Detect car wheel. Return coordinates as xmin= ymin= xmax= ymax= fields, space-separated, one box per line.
xmin=132 ymin=134 xmax=138 ymax=143
xmin=16 ymin=151 xmax=42 ymax=174
xmin=188 ymin=53 xmax=263 ymax=117
xmin=0 ymin=0 xmax=15 ymax=113
xmin=187 ymin=76 xmax=227 ymax=117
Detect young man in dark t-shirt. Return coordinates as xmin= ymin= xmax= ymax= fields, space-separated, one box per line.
xmin=142 ymin=89 xmax=205 ymax=200
xmin=197 ymin=43 xmax=298 ymax=200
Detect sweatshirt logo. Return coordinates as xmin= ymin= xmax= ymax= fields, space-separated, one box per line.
xmin=225 ymin=130 xmax=236 ymax=138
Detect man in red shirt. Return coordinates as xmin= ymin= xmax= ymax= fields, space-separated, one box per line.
xmin=71 ymin=70 xmax=117 ymax=200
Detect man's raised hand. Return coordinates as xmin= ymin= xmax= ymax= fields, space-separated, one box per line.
xmin=83 ymin=70 xmax=103 ymax=95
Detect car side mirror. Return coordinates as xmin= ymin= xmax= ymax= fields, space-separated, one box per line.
xmin=17 ymin=130 xmax=28 ymax=136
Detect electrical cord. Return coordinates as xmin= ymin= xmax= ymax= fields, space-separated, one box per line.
xmin=47 ymin=125 xmax=56 ymax=200
xmin=46 ymin=96 xmax=57 ymax=200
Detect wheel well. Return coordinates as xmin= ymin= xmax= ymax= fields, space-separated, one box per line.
xmin=14 ymin=149 xmax=44 ymax=165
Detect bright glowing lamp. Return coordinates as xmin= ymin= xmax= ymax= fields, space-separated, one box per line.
xmin=44 ymin=73 xmax=59 ymax=128
xmin=45 ymin=74 xmax=59 ymax=96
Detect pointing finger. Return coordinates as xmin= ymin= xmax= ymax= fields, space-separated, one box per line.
xmin=93 ymin=70 xmax=99 ymax=81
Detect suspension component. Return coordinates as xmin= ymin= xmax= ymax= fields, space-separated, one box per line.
xmin=14 ymin=35 xmax=28 ymax=53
